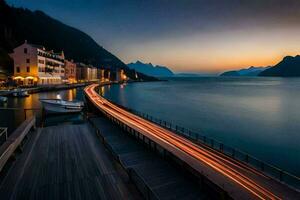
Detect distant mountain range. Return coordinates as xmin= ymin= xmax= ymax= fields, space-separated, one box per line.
xmin=259 ymin=55 xmax=300 ymax=77
xmin=221 ymin=55 xmax=300 ymax=77
xmin=127 ymin=61 xmax=174 ymax=77
xmin=220 ymin=66 xmax=270 ymax=77
xmin=0 ymin=1 xmax=156 ymax=81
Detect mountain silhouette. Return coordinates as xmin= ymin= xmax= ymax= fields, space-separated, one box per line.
xmin=128 ymin=61 xmax=174 ymax=77
xmin=220 ymin=66 xmax=269 ymax=77
xmin=259 ymin=55 xmax=300 ymax=77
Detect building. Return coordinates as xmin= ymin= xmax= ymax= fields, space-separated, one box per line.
xmin=10 ymin=40 xmax=65 ymax=85
xmin=104 ymin=70 xmax=111 ymax=81
xmin=76 ymin=62 xmax=102 ymax=82
xmin=76 ymin=63 xmax=86 ymax=82
xmin=64 ymin=59 xmax=76 ymax=83
xmin=90 ymin=66 xmax=98 ymax=81
xmin=116 ymin=69 xmax=127 ymax=82
xmin=97 ymin=69 xmax=105 ymax=82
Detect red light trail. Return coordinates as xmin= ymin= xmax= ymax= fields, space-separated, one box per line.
xmin=85 ymin=84 xmax=299 ymax=200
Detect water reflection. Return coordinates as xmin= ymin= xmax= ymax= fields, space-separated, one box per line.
xmin=0 ymin=87 xmax=85 ymax=135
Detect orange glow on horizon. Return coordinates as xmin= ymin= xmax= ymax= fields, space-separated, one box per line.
xmin=120 ymin=27 xmax=300 ymax=73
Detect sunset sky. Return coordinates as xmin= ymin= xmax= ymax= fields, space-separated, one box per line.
xmin=7 ymin=0 xmax=300 ymax=73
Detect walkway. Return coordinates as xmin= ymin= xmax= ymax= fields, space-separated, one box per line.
xmin=0 ymin=123 xmax=141 ymax=200
xmin=90 ymin=116 xmax=209 ymax=200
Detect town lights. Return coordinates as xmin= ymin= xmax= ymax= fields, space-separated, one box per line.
xmin=13 ymin=76 xmax=25 ymax=80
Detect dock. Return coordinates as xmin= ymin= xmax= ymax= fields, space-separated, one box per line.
xmin=0 ymin=116 xmax=212 ymax=200
xmin=0 ymin=123 xmax=141 ymax=200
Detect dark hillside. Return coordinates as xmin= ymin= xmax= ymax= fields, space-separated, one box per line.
xmin=0 ymin=1 xmax=155 ymax=80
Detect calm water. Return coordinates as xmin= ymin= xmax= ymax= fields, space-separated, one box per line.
xmin=102 ymin=77 xmax=300 ymax=176
xmin=0 ymin=87 xmax=85 ymax=135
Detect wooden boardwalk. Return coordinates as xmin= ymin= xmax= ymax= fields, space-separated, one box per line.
xmin=0 ymin=123 xmax=141 ymax=200
xmin=90 ymin=116 xmax=209 ymax=200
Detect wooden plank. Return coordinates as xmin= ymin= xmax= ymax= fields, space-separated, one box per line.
xmin=0 ymin=123 xmax=141 ymax=200
xmin=0 ymin=116 xmax=35 ymax=172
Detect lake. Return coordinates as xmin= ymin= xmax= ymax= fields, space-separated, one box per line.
xmin=102 ymin=77 xmax=300 ymax=176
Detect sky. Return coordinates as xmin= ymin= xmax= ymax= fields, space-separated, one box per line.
xmin=6 ymin=0 xmax=300 ymax=73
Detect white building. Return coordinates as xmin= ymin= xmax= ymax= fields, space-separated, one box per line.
xmin=10 ymin=40 xmax=65 ymax=85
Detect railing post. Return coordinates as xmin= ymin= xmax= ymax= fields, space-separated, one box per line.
xmin=279 ymin=170 xmax=283 ymax=181
xmin=219 ymin=143 xmax=223 ymax=152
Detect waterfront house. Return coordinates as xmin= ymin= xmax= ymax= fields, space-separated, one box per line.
xmin=97 ymin=68 xmax=105 ymax=82
xmin=90 ymin=66 xmax=98 ymax=81
xmin=10 ymin=40 xmax=65 ymax=85
xmin=64 ymin=59 xmax=76 ymax=83
xmin=116 ymin=69 xmax=127 ymax=82
xmin=76 ymin=63 xmax=103 ymax=82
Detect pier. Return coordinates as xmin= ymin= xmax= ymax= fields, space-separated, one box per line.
xmin=0 ymin=122 xmax=141 ymax=200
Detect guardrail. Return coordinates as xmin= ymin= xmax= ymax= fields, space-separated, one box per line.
xmin=125 ymin=108 xmax=300 ymax=190
xmin=0 ymin=128 xmax=7 ymax=141
xmin=0 ymin=116 xmax=36 ymax=172
xmin=91 ymin=120 xmax=160 ymax=200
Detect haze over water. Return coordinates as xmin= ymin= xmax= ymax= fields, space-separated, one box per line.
xmin=102 ymin=77 xmax=300 ymax=176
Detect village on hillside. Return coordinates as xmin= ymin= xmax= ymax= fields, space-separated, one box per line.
xmin=0 ymin=40 xmax=130 ymax=89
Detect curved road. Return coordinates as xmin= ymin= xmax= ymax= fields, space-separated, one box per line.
xmin=85 ymin=84 xmax=300 ymax=200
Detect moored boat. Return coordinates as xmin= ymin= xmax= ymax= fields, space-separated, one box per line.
xmin=39 ymin=99 xmax=84 ymax=113
xmin=0 ymin=96 xmax=7 ymax=103
xmin=12 ymin=89 xmax=29 ymax=97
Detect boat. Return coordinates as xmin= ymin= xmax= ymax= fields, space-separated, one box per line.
xmin=39 ymin=99 xmax=84 ymax=113
xmin=0 ymin=96 xmax=7 ymax=103
xmin=12 ymin=89 xmax=29 ymax=97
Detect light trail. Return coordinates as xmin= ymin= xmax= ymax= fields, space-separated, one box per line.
xmin=85 ymin=84 xmax=298 ymax=200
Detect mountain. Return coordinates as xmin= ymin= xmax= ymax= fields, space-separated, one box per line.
xmin=220 ymin=66 xmax=270 ymax=77
xmin=259 ymin=55 xmax=300 ymax=77
xmin=0 ymin=1 xmax=156 ymax=81
xmin=127 ymin=61 xmax=174 ymax=77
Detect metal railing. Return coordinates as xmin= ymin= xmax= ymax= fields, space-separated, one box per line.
xmin=0 ymin=128 xmax=7 ymax=141
xmin=106 ymin=103 xmax=300 ymax=190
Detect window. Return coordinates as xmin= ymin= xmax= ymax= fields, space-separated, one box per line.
xmin=26 ymin=59 xmax=30 ymax=63
xmin=24 ymin=48 xmax=28 ymax=54
xmin=16 ymin=67 xmax=20 ymax=73
xmin=27 ymin=67 xmax=30 ymax=72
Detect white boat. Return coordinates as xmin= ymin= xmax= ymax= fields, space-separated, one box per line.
xmin=40 ymin=99 xmax=84 ymax=113
xmin=0 ymin=96 xmax=7 ymax=103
